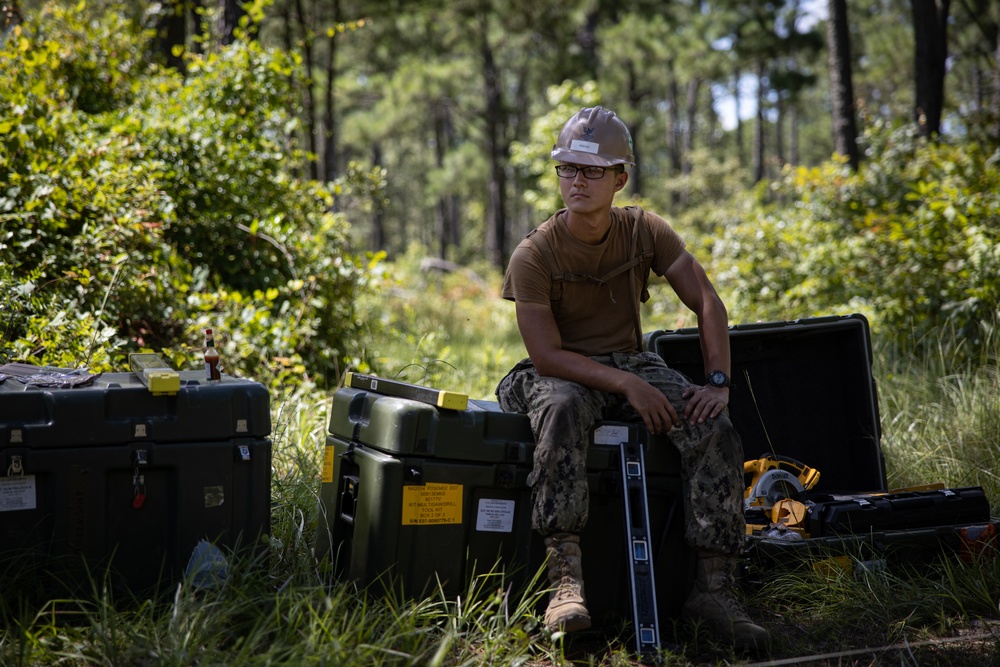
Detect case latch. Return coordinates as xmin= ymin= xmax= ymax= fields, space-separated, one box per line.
xmin=7 ymin=454 xmax=23 ymax=477
xmin=339 ymin=475 xmax=360 ymax=526
xmin=133 ymin=449 xmax=148 ymax=509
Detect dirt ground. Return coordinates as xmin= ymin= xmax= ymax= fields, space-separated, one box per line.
xmin=521 ymin=618 xmax=1000 ymax=667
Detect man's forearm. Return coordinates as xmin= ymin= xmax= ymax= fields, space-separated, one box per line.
xmin=697 ymin=296 xmax=732 ymax=375
xmin=531 ymin=348 xmax=636 ymax=395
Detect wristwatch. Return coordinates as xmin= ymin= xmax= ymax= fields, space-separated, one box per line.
xmin=707 ymin=370 xmax=731 ymax=388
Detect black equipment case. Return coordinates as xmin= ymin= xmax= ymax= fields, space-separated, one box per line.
xmin=314 ymin=386 xmax=693 ymax=627
xmin=0 ymin=370 xmax=272 ymax=597
xmin=644 ymin=313 xmax=999 ymax=571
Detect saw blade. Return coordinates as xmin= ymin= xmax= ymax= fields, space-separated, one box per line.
xmin=745 ymin=468 xmax=806 ymax=510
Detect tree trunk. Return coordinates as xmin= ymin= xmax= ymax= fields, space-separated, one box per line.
xmin=790 ymin=105 xmax=800 ymax=166
xmin=218 ymin=0 xmax=246 ymax=45
xmin=322 ymin=0 xmax=341 ymax=184
xmin=189 ymin=0 xmax=209 ymax=53
xmin=444 ymin=110 xmax=460 ymax=250
xmin=827 ymin=0 xmax=860 ymax=169
xmin=707 ymin=85 xmax=722 ymax=150
xmin=578 ymin=8 xmax=600 ymax=80
xmin=680 ymin=77 xmax=700 ymax=207
xmin=510 ymin=65 xmax=531 ymax=243
xmin=481 ymin=17 xmax=507 ymax=268
xmin=278 ymin=1 xmax=302 ymax=178
xmin=994 ymin=24 xmax=1000 ymax=141
xmin=753 ymin=61 xmax=766 ymax=184
xmin=448 ymin=193 xmax=461 ymax=251
xmin=910 ymin=0 xmax=951 ymax=139
xmin=629 ymin=117 xmax=641 ymax=198
xmin=293 ymin=0 xmax=319 ymax=180
xmin=666 ymin=60 xmax=681 ymax=207
xmin=682 ymin=77 xmax=700 ymax=172
xmin=733 ymin=67 xmax=745 ymax=168
xmin=2 ymin=0 xmax=21 ymax=32
xmin=371 ymin=143 xmax=386 ymax=251
xmin=626 ymin=61 xmax=648 ymax=198
xmin=433 ymin=108 xmax=449 ymax=259
xmin=280 ymin=1 xmax=294 ymax=67
xmin=775 ymin=97 xmax=786 ymax=166
xmin=156 ymin=0 xmax=186 ymax=73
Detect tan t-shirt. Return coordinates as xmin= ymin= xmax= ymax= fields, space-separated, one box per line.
xmin=502 ymin=206 xmax=686 ymax=355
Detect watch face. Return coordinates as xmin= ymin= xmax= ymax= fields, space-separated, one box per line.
xmin=708 ymin=371 xmax=729 ymax=387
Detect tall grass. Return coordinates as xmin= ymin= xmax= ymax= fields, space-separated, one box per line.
xmin=355 ymin=244 xmax=526 ymax=400
xmin=875 ymin=325 xmax=1000 ymax=509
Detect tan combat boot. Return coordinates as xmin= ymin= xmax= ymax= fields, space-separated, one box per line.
xmin=542 ymin=532 xmax=592 ymax=633
xmin=682 ymin=550 xmax=768 ymax=652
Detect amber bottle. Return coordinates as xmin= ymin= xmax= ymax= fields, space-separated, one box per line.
xmin=204 ymin=328 xmax=222 ymax=381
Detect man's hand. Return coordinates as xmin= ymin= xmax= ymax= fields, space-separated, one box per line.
xmin=622 ymin=375 xmax=680 ymax=435
xmin=682 ymin=384 xmax=729 ymax=424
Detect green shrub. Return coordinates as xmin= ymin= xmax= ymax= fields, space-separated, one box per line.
xmin=0 ymin=1 xmax=372 ymax=388
xmin=714 ymin=121 xmax=1000 ymax=365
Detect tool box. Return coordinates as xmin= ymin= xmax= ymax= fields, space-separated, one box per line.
xmin=314 ymin=381 xmax=694 ymax=626
xmin=803 ymin=487 xmax=991 ymax=537
xmin=0 ymin=369 xmax=272 ymax=598
xmin=644 ymin=313 xmax=999 ymax=572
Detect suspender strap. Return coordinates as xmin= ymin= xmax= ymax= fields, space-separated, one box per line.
xmin=625 ymin=206 xmax=646 ymax=352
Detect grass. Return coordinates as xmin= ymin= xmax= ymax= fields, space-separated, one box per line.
xmin=878 ymin=338 xmax=1000 ymax=502
xmin=3 ymin=256 xmax=1000 ymax=665
xmin=354 ymin=245 xmax=526 ymax=400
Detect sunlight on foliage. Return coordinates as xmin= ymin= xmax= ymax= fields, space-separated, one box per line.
xmin=0 ymin=1 xmax=372 ymax=390
xmin=712 ymin=121 xmax=1000 ymax=366
xmin=355 ymin=242 xmax=525 ymax=400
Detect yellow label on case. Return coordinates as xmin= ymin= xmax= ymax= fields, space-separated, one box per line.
xmin=322 ymin=446 xmax=335 ymax=483
xmin=402 ymin=483 xmax=463 ymax=525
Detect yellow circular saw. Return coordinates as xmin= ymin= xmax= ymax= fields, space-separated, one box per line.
xmin=743 ymin=454 xmax=821 ymax=511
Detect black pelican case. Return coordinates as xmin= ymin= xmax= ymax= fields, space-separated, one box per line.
xmin=644 ymin=313 xmax=999 ymax=573
xmin=0 ymin=369 xmax=272 ymax=599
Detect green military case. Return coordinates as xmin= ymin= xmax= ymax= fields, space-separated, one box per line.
xmin=645 ymin=314 xmax=1000 ymax=573
xmin=315 ymin=386 xmax=693 ymax=626
xmin=315 ymin=387 xmax=536 ymax=600
xmin=0 ymin=370 xmax=272 ymax=598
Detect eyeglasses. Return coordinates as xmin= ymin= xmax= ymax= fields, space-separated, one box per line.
xmin=554 ymin=164 xmax=620 ymax=179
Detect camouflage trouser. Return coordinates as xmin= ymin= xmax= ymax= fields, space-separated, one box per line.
xmin=496 ymin=351 xmax=745 ymax=556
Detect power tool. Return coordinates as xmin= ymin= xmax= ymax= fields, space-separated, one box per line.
xmin=744 ymin=454 xmax=820 ymax=511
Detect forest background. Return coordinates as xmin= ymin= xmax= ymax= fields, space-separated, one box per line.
xmin=2 ymin=0 xmax=999 ymax=389
xmin=2 ymin=0 xmax=1000 ymax=663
